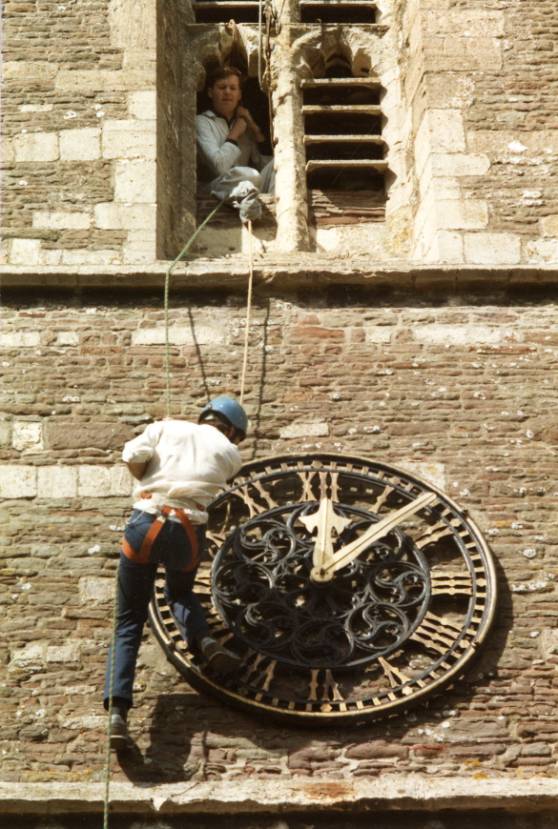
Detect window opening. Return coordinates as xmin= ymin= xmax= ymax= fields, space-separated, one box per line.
xmin=302 ymin=60 xmax=387 ymax=224
xmin=196 ymin=70 xmax=274 ymax=226
xmin=300 ymin=0 xmax=377 ymax=25
xmin=193 ymin=1 xmax=260 ymax=24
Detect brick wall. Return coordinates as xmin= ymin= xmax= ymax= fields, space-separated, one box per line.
xmin=1 ymin=288 xmax=557 ymax=787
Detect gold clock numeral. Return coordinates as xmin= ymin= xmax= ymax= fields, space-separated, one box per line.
xmin=378 ymin=656 xmax=416 ymax=696
xmin=371 ymin=485 xmax=394 ymax=513
xmin=299 ymin=469 xmax=318 ymax=502
xmin=235 ymin=481 xmax=278 ymax=517
xmin=410 ymin=611 xmax=467 ymax=655
xmin=430 ymin=567 xmax=474 ymax=596
xmin=413 ymin=519 xmax=457 ymax=549
xmin=241 ymin=652 xmax=277 ymax=698
xmin=308 ymin=669 xmax=346 ymax=711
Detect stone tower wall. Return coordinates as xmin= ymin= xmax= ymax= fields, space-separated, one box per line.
xmin=1 ymin=0 xmax=558 ymax=824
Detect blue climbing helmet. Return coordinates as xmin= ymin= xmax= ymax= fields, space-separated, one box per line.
xmin=199 ymin=395 xmax=249 ymax=438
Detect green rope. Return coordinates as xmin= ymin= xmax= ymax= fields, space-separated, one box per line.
xmin=164 ymin=198 xmax=227 ymax=418
xmin=102 ymin=198 xmax=227 ymax=828
xmin=103 ymin=558 xmax=120 ymax=829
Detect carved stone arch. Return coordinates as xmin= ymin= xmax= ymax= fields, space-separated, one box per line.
xmin=295 ymin=31 xmax=376 ymax=81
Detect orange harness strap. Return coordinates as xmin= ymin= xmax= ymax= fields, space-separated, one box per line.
xmin=121 ymin=506 xmax=199 ymax=572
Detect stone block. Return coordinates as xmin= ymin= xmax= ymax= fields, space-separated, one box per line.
xmin=538 ymin=629 xmax=558 ymax=660
xmin=45 ymin=421 xmax=130 ymax=450
xmin=464 ymin=232 xmax=521 ymax=265
xmin=32 ymin=211 xmax=91 ymax=230
xmin=114 ymin=159 xmax=156 ymax=203
xmin=79 ymin=577 xmax=114 ymax=602
xmin=412 ymin=324 xmax=512 ymax=347
xmin=435 ymin=230 xmax=464 ymax=263
xmin=109 ymin=0 xmax=156 ymax=50
xmin=102 ymin=119 xmax=156 ymax=159
xmin=431 ymin=153 xmax=491 ymax=177
xmin=3 ymin=61 xmax=58 ymax=82
xmin=524 ymin=239 xmax=558 ymax=264
xmin=123 ymin=230 xmax=157 ymax=263
xmin=437 ymin=200 xmax=488 ymax=231
xmin=45 ymin=643 xmax=82 ymax=663
xmin=364 ymin=327 xmax=393 ymax=344
xmin=61 ymin=249 xmax=120 ymax=265
xmin=13 ymin=132 xmax=59 ymax=162
xmin=78 ymin=465 xmax=132 ymax=497
xmin=37 ymin=466 xmax=78 ymax=498
xmin=59 ymin=127 xmax=101 ymax=161
xmin=401 ymin=462 xmax=446 ymax=491
xmin=0 ymin=330 xmax=40 ymax=348
xmin=9 ymin=642 xmax=47 ymax=668
xmin=9 ymin=238 xmax=42 ymax=266
xmin=55 ymin=67 xmax=154 ymax=93
xmin=417 ymin=110 xmax=466 ymax=158
xmin=40 ymin=249 xmax=63 ymax=265
xmin=0 ymin=465 xmax=37 ymax=498
xmin=55 ymin=332 xmax=80 ymax=346
xmin=94 ymin=203 xmax=156 ymax=231
xmin=541 ymin=216 xmax=558 ymax=237
xmin=128 ymin=90 xmax=157 ymax=120
xmin=279 ymin=421 xmax=330 ymax=439
xmin=0 ymin=421 xmax=12 ymax=448
xmin=131 ymin=324 xmax=227 ymax=346
xmin=12 ymin=421 xmax=43 ymax=451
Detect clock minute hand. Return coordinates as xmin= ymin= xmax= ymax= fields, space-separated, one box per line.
xmin=323 ymin=491 xmax=438 ymax=576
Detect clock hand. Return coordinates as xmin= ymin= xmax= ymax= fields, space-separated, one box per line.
xmin=300 ymin=498 xmax=352 ymax=582
xmin=322 ymin=491 xmax=438 ymax=576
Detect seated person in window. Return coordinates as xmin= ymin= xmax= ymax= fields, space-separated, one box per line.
xmin=196 ymin=65 xmax=274 ymax=202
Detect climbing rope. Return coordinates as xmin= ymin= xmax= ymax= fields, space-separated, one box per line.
xmin=164 ymin=198 xmax=227 ymax=418
xmin=103 ymin=203 xmax=257 ymax=829
xmin=239 ymin=219 xmax=255 ymax=405
xmin=102 ymin=558 xmax=120 ymax=829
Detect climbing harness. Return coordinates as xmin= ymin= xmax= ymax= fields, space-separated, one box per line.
xmin=121 ymin=497 xmax=200 ymax=572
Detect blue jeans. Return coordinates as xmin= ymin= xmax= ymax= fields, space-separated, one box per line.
xmin=103 ymin=510 xmax=209 ymax=709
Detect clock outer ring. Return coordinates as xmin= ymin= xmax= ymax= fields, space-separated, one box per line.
xmin=148 ymin=452 xmax=498 ymax=724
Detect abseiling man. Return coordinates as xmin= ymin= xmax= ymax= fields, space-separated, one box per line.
xmin=196 ymin=65 xmax=274 ymax=220
xmin=103 ymin=396 xmax=248 ymax=748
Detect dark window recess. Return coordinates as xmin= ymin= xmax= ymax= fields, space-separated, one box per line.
xmin=193 ymin=1 xmax=260 ymax=24
xmin=300 ymin=0 xmax=377 ymax=25
xmin=302 ymin=72 xmax=387 ymax=224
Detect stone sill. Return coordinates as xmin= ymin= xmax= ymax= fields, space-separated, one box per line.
xmin=1 ymin=262 xmax=558 ymax=293
xmin=0 ymin=777 xmax=557 ymax=815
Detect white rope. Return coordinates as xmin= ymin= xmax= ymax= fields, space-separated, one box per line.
xmin=239 ymin=220 xmax=255 ymax=406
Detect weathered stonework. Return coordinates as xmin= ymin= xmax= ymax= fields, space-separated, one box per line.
xmin=3 ymin=0 xmax=558 ymax=264
xmin=1 ymin=0 xmax=558 ymax=825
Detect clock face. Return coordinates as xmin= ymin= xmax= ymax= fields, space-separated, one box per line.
xmin=149 ymin=453 xmax=497 ymax=724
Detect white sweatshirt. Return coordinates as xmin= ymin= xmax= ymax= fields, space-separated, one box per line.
xmin=122 ymin=419 xmax=242 ymax=524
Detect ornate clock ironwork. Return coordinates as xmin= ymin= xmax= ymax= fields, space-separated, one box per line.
xmin=148 ymin=453 xmax=497 ymax=723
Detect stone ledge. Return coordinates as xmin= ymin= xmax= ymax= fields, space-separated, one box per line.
xmin=1 ymin=263 xmax=558 ymax=293
xmin=1 ymin=777 xmax=557 ymax=815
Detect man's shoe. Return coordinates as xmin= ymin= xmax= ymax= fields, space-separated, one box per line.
xmin=198 ymin=635 xmax=242 ymax=676
xmin=109 ymin=711 xmax=130 ymax=749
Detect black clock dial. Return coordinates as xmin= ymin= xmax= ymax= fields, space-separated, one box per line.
xmin=148 ymin=453 xmax=497 ymax=724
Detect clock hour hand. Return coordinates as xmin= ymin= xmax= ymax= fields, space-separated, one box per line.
xmin=300 ymin=497 xmax=352 ymax=583
xmin=322 ymin=491 xmax=438 ymax=577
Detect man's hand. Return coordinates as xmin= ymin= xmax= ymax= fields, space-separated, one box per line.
xmin=227 ymin=117 xmax=248 ymax=142
xmin=235 ymin=106 xmax=265 ymax=142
